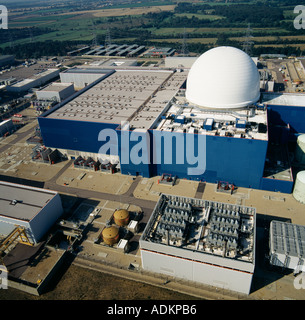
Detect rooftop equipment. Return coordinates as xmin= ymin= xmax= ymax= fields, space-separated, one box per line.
xmin=203 ymin=118 xmax=214 ymax=131
xmin=269 ymin=220 xmax=305 ymax=273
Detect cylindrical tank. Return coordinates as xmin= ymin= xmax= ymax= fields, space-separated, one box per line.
xmin=293 ymin=171 xmax=305 ymax=204
xmin=113 ymin=209 xmax=130 ymax=226
xmin=102 ymin=226 xmax=119 ymax=246
xmin=295 ymin=134 xmax=305 ymax=164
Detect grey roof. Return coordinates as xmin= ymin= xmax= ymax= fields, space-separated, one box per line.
xmin=46 ymin=69 xmax=174 ymax=126
xmin=270 ymin=220 xmax=305 ymax=257
xmin=63 ymin=68 xmax=113 ymax=75
xmin=0 ymin=181 xmax=57 ymax=222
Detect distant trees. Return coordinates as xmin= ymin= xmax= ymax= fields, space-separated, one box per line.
xmin=0 ymin=40 xmax=80 ymax=59
xmin=213 ymin=4 xmax=284 ymax=26
xmin=0 ymin=27 xmax=54 ymax=44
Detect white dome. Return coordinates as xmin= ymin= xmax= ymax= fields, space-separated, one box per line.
xmin=185 ymin=46 xmax=260 ymax=109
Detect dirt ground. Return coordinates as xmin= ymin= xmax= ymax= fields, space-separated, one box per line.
xmin=0 ymin=263 xmax=196 ymax=300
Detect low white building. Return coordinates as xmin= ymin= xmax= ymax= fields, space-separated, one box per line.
xmin=60 ymin=68 xmax=114 ymax=89
xmin=269 ymin=220 xmax=305 ymax=274
xmin=36 ymin=82 xmax=75 ymax=102
xmin=0 ymin=181 xmax=63 ymax=244
xmin=6 ymin=69 xmax=60 ymax=93
xmin=140 ymin=194 xmax=256 ymax=295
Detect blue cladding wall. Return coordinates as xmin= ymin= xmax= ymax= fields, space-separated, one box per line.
xmin=38 ymin=117 xmax=119 ymax=155
xmin=40 ymin=117 xmax=293 ymax=192
xmin=260 ymin=177 xmax=293 ymax=194
xmin=117 ymin=129 xmax=151 ymax=178
xmin=267 ymin=105 xmax=305 ymax=137
xmin=150 ymin=131 xmax=268 ymax=189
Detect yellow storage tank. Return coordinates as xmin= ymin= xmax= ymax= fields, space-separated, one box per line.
xmin=113 ymin=209 xmax=130 ymax=227
xmin=102 ymin=226 xmax=119 ymax=246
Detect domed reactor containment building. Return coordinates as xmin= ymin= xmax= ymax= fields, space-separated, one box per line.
xmin=38 ymin=46 xmax=305 ymax=193
xmin=186 ymin=46 xmax=260 ymax=109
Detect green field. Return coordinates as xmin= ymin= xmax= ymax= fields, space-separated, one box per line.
xmin=1 ymin=0 xmax=304 ymax=57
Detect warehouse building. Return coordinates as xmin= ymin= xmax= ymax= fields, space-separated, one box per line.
xmin=143 ymin=47 xmax=176 ymax=58
xmin=6 ymin=69 xmax=60 ymax=93
xmin=84 ymin=44 xmax=146 ymax=58
xmin=0 ymin=181 xmax=63 ymax=244
xmin=140 ymin=194 xmax=256 ymax=295
xmin=59 ymin=68 xmax=114 ymax=90
xmin=0 ymin=55 xmax=15 ymax=68
xmin=36 ymin=82 xmax=75 ymax=103
xmin=37 ymin=47 xmax=305 ymax=193
xmin=0 ymin=119 xmax=14 ymax=137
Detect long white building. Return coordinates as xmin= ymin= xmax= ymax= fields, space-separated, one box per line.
xmin=0 ymin=181 xmax=63 ymax=244
xmin=140 ymin=194 xmax=256 ymax=295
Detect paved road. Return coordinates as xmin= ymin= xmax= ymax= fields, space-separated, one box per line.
xmin=0 ymin=123 xmax=36 ymax=154
xmin=45 ymin=177 xmax=156 ymax=211
xmin=43 ymin=163 xmax=156 ymax=216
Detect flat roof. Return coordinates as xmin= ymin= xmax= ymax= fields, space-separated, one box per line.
xmin=153 ymin=88 xmax=268 ymax=141
xmin=11 ymin=69 xmax=59 ymax=88
xmin=38 ymin=82 xmax=73 ymax=92
xmin=262 ymin=92 xmax=305 ymax=107
xmin=270 ymin=220 xmax=305 ymax=257
xmin=141 ymin=194 xmax=256 ymax=265
xmin=63 ymin=68 xmax=112 ymax=75
xmin=129 ymin=71 xmax=187 ymax=130
xmin=0 ymin=181 xmax=57 ymax=222
xmin=46 ymin=69 xmax=174 ymax=126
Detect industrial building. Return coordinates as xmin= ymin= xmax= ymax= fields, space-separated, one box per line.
xmin=6 ymin=69 xmax=60 ymax=93
xmin=36 ymin=82 xmax=75 ymax=103
xmin=0 ymin=55 xmax=14 ymax=68
xmin=269 ymin=220 xmax=305 ymax=274
xmin=143 ymin=47 xmax=176 ymax=58
xmin=140 ymin=194 xmax=256 ymax=294
xmin=37 ymin=46 xmax=305 ymax=194
xmin=84 ymin=44 xmax=146 ymax=58
xmin=0 ymin=181 xmax=63 ymax=244
xmin=59 ymin=68 xmax=114 ymax=90
xmin=0 ymin=119 xmax=14 ymax=137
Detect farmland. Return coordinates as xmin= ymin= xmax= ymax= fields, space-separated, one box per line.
xmin=0 ymin=0 xmax=304 ymax=57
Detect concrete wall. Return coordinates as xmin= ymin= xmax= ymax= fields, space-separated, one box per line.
xmin=140 ymin=249 xmax=253 ymax=294
xmin=36 ymin=84 xmax=75 ymax=102
xmin=0 ymin=193 xmax=63 ymax=244
xmin=29 ymin=193 xmax=63 ymax=243
xmin=60 ymin=72 xmax=103 ymax=89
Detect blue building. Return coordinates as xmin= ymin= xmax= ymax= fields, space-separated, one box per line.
xmin=38 ymin=48 xmax=305 ymax=194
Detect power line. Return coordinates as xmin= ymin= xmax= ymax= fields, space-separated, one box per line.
xmin=181 ymin=28 xmax=189 ymax=56
xmin=242 ymin=23 xmax=254 ymax=56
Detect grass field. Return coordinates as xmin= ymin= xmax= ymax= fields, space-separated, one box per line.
xmin=174 ymin=13 xmax=224 ymax=21
xmin=2 ymin=1 xmax=305 ymax=55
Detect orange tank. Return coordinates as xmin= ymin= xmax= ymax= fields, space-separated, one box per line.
xmin=102 ymin=226 xmax=119 ymax=246
xmin=113 ymin=209 xmax=130 ymax=227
